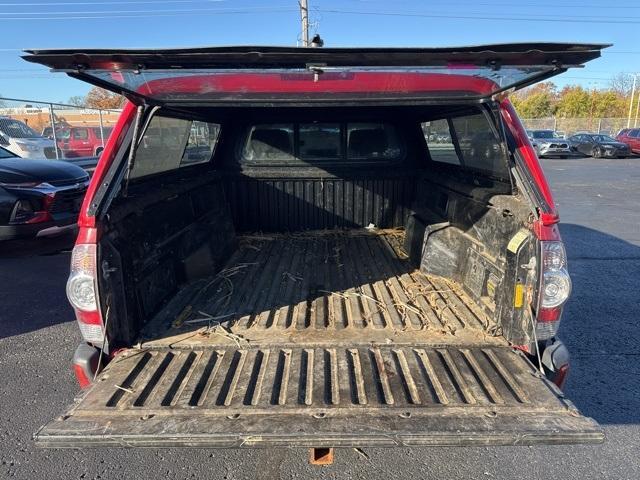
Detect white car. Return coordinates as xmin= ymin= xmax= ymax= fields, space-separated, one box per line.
xmin=0 ymin=116 xmax=58 ymax=159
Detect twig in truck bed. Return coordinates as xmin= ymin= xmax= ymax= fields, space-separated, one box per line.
xmin=189 ymin=311 xmax=249 ymax=347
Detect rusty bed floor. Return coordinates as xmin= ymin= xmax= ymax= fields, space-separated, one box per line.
xmin=141 ymin=230 xmax=502 ymax=348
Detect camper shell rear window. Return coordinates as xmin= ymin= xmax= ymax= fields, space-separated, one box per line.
xmin=241 ymin=122 xmax=402 ymax=164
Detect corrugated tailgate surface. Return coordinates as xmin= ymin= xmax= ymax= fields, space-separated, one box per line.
xmin=36 ymin=345 xmax=603 ymax=448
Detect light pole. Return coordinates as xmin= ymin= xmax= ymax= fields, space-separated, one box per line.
xmin=635 ymin=82 xmax=640 ymax=127
xmin=628 ymin=73 xmax=638 ymax=128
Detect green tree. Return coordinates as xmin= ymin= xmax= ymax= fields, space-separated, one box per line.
xmin=591 ymin=90 xmax=626 ymax=118
xmin=555 ymin=86 xmax=591 ymax=118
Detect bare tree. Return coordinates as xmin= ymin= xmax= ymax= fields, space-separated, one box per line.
xmin=67 ymin=95 xmax=87 ymax=107
xmin=609 ymin=73 xmax=634 ymax=97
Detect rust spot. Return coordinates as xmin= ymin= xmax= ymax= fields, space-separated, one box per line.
xmin=309 ymin=447 xmax=334 ymax=466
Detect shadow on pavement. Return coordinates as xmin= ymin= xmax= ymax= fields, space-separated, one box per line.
xmin=0 ymin=231 xmax=76 ymax=339
xmin=0 ymin=230 xmax=76 ymax=259
xmin=558 ymin=223 xmax=640 ymax=425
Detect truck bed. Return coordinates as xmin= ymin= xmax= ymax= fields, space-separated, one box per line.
xmin=35 ymin=230 xmax=602 ymax=447
xmin=141 ymin=230 xmax=501 ymax=348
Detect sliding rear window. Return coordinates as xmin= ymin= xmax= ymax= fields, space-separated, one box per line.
xmin=242 ymin=122 xmax=402 ymax=164
xmin=131 ymin=115 xmax=220 ymax=178
xmin=422 ymin=111 xmax=509 ymax=179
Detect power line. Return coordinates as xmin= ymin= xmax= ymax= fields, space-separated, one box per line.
xmin=319 ymin=8 xmax=640 ymax=24
xmin=0 ymin=5 xmax=294 ymax=16
xmin=1 ymin=0 xmax=637 ymax=4
xmin=0 ymin=0 xmax=223 ymax=4
xmin=0 ymin=7 xmax=297 ymax=20
xmin=342 ymin=0 xmax=640 ymax=9
xmin=2 ymin=9 xmax=633 ymax=21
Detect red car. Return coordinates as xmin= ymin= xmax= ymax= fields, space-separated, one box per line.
xmin=616 ymin=127 xmax=640 ymax=154
xmin=58 ymin=126 xmax=113 ymax=158
xmin=25 ymin=43 xmax=606 ymax=456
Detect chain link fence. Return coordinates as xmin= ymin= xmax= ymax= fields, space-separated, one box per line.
xmin=0 ymin=96 xmax=121 ymax=160
xmin=520 ymin=117 xmax=631 ymax=137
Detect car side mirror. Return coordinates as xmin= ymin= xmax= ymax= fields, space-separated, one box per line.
xmin=0 ymin=134 xmax=9 ymax=146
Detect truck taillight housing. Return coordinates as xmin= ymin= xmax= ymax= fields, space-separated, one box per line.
xmin=66 ymin=244 xmax=105 ymax=344
xmin=536 ymin=241 xmax=571 ymax=340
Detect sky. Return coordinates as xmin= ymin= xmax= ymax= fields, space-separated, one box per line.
xmin=0 ymin=0 xmax=638 ymax=104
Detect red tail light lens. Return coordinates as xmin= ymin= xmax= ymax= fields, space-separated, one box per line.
xmin=66 ymin=244 xmax=105 ymax=344
xmin=536 ymin=241 xmax=571 ymax=340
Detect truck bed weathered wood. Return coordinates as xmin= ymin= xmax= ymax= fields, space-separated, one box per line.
xmin=141 ymin=230 xmax=502 ymax=348
xmin=34 ymin=343 xmax=603 ymax=448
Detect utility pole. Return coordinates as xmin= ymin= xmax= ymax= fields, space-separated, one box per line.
xmin=627 ymin=73 xmax=637 ymax=128
xmin=299 ymin=0 xmax=309 ymax=47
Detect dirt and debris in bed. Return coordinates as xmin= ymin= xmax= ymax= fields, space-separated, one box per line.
xmin=141 ymin=229 xmax=503 ymax=348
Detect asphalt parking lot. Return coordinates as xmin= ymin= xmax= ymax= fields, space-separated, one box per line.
xmin=1 ymin=156 xmax=639 ymax=480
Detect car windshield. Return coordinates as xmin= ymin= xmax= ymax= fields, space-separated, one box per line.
xmin=592 ymin=135 xmax=616 ymax=143
xmin=0 ymin=146 xmax=17 ymax=158
xmin=532 ymin=131 xmax=555 ymax=139
xmin=0 ymin=118 xmax=41 ymax=139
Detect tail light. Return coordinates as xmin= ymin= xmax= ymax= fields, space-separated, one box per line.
xmin=66 ymin=243 xmax=105 ymax=344
xmin=536 ymin=240 xmax=571 ymax=340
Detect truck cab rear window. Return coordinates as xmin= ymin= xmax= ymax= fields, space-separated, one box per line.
xmin=131 ymin=116 xmax=220 ymax=179
xmin=422 ymin=112 xmax=508 ymax=179
xmin=242 ymin=122 xmax=401 ymax=164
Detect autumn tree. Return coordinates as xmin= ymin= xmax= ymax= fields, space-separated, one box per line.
xmin=84 ymin=87 xmax=124 ymax=109
xmin=511 ymin=82 xmax=557 ymax=118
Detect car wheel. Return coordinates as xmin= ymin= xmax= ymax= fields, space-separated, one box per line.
xmin=592 ymin=146 xmax=602 ymax=158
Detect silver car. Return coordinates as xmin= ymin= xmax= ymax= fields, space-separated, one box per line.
xmin=527 ymin=129 xmax=573 ymax=158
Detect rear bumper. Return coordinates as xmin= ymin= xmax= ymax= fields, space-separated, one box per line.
xmin=0 ymin=217 xmax=77 ymax=241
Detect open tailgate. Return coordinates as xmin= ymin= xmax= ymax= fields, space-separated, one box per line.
xmin=23 ymin=43 xmax=608 ymax=105
xmin=36 ymin=344 xmax=602 ymax=448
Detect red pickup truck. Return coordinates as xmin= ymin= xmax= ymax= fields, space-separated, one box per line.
xmin=24 ymin=43 xmax=605 ymax=455
xmin=57 ymin=126 xmax=113 ymax=158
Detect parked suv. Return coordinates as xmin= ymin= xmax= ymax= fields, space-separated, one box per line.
xmin=0 ymin=117 xmax=58 ymax=159
xmin=616 ymin=127 xmax=640 ymax=154
xmin=0 ymin=146 xmax=89 ymax=240
xmin=58 ymin=126 xmax=113 ymax=158
xmin=25 ymin=43 xmax=605 ymax=454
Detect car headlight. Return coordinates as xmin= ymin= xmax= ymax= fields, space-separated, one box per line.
xmin=603 ymin=145 xmax=614 ymax=149
xmin=16 ymin=142 xmax=39 ymax=152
